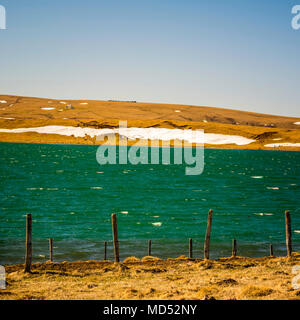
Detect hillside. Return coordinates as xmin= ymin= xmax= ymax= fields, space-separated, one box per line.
xmin=0 ymin=95 xmax=300 ymax=150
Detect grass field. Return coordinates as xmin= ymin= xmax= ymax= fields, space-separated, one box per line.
xmin=1 ymin=254 xmax=300 ymax=300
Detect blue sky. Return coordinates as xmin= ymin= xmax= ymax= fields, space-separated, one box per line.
xmin=0 ymin=0 xmax=299 ymax=116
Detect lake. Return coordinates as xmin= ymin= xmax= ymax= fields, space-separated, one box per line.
xmin=0 ymin=142 xmax=299 ymax=264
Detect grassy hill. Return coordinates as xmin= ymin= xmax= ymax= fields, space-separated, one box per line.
xmin=0 ymin=95 xmax=300 ymax=150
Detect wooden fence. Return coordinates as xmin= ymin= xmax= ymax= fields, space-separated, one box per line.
xmin=23 ymin=209 xmax=293 ymax=272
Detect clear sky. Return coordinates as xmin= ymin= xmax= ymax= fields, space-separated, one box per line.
xmin=0 ymin=0 xmax=299 ymax=117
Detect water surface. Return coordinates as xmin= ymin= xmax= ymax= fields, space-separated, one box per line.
xmin=0 ymin=143 xmax=299 ymax=264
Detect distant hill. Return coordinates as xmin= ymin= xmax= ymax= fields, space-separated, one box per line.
xmin=0 ymin=95 xmax=299 ymax=150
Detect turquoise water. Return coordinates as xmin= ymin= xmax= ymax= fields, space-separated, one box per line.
xmin=0 ymin=142 xmax=299 ymax=264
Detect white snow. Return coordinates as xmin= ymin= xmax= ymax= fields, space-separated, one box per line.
xmin=41 ymin=107 xmax=55 ymax=110
xmin=294 ymin=122 xmax=300 ymax=125
xmin=265 ymin=143 xmax=300 ymax=147
xmin=0 ymin=117 xmax=15 ymax=120
xmin=204 ymin=133 xmax=254 ymax=145
xmin=60 ymin=101 xmax=67 ymax=104
xmin=0 ymin=100 xmax=7 ymax=104
xmin=203 ymin=120 xmax=208 ymax=123
xmin=80 ymin=102 xmax=88 ymax=105
xmin=175 ymin=110 xmax=181 ymax=113
xmin=0 ymin=125 xmax=256 ymax=145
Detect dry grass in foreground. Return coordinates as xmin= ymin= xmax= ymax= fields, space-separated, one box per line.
xmin=1 ymin=253 xmax=300 ymax=300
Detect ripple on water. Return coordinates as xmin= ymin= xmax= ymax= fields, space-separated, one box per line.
xmin=152 ymin=222 xmax=162 ymax=227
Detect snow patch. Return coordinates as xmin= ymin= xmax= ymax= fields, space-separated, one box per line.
xmin=0 ymin=125 xmax=256 ymax=145
xmin=265 ymin=143 xmax=300 ymax=147
xmin=41 ymin=107 xmax=55 ymax=110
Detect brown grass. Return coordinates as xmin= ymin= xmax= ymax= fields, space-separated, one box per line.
xmin=1 ymin=253 xmax=300 ymax=300
xmin=0 ymin=95 xmax=300 ymax=151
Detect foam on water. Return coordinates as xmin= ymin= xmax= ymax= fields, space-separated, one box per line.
xmin=152 ymin=222 xmax=162 ymax=227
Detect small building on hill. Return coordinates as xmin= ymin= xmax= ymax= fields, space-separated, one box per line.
xmin=65 ymin=104 xmax=74 ymax=110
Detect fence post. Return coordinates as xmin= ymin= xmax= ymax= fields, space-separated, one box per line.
xmin=148 ymin=240 xmax=152 ymax=256
xmin=285 ymin=210 xmax=292 ymax=257
xmin=270 ymin=244 xmax=274 ymax=257
xmin=24 ymin=214 xmax=32 ymax=273
xmin=104 ymin=241 xmax=107 ymax=261
xmin=111 ymin=214 xmax=120 ymax=262
xmin=49 ymin=238 xmax=53 ymax=262
xmin=189 ymin=238 xmax=193 ymax=259
xmin=232 ymin=239 xmax=237 ymax=257
xmin=204 ymin=209 xmax=213 ymax=259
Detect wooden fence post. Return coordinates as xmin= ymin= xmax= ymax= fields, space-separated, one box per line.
xmin=24 ymin=214 xmax=32 ymax=273
xmin=49 ymin=238 xmax=53 ymax=262
xmin=104 ymin=241 xmax=107 ymax=261
xmin=232 ymin=239 xmax=237 ymax=257
xmin=189 ymin=238 xmax=193 ymax=259
xmin=148 ymin=240 xmax=152 ymax=256
xmin=111 ymin=214 xmax=120 ymax=262
xmin=270 ymin=244 xmax=274 ymax=257
xmin=285 ymin=210 xmax=292 ymax=257
xmin=204 ymin=209 xmax=213 ymax=259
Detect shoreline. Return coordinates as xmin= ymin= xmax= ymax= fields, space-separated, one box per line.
xmin=1 ymin=139 xmax=300 ymax=152
xmin=2 ymin=253 xmax=300 ymax=300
